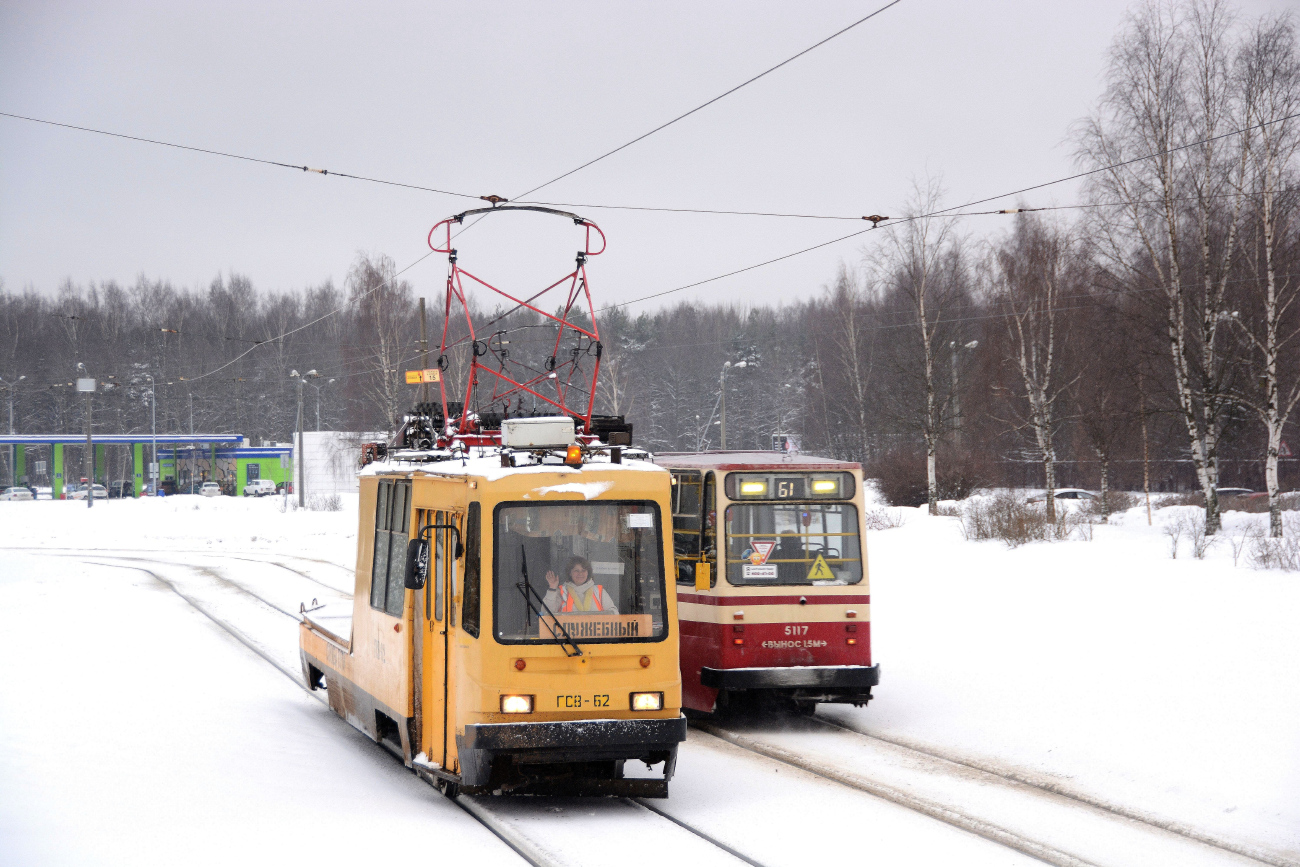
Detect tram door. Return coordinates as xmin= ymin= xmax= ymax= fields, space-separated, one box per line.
xmin=417 ymin=509 xmax=456 ymax=769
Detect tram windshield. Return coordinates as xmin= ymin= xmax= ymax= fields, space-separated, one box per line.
xmin=725 ymin=503 xmax=863 ymax=586
xmin=493 ymin=501 xmax=667 ymax=644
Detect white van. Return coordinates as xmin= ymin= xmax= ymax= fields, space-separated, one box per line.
xmin=243 ymin=479 xmax=278 ymax=497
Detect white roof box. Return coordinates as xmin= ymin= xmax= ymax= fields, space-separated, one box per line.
xmin=500 ymin=416 xmax=576 ymax=449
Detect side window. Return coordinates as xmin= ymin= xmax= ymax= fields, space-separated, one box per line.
xmin=370 ymin=480 xmax=392 ymax=610
xmin=385 ymin=481 xmax=410 ymax=617
xmin=702 ymin=472 xmax=717 ymax=556
xmin=369 ymin=478 xmax=411 ymax=616
xmin=461 ymin=503 xmax=481 ymax=638
xmin=672 ymin=470 xmax=703 ymax=586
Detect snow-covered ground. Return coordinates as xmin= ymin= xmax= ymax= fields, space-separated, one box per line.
xmin=0 ymin=552 xmax=516 ymax=867
xmin=0 ymin=494 xmax=359 ymax=566
xmin=837 ymin=501 xmax=1300 ymax=861
xmin=1 ymin=492 xmax=1297 ymax=864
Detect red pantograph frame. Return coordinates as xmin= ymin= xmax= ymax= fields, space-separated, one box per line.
xmin=426 ymin=206 xmax=607 ymax=437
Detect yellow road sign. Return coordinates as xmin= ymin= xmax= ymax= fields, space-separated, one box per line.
xmin=807 ymin=554 xmax=835 ymax=581
xmin=406 ymin=369 xmax=442 ymax=384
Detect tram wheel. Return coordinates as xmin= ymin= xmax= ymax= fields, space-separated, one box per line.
xmin=438 ymin=779 xmax=460 ymax=799
xmin=793 ymin=700 xmax=818 ymax=716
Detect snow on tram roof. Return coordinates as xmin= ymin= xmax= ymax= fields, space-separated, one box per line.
xmin=655 ymin=451 xmax=861 ymax=471
xmin=360 ymin=447 xmax=666 ymax=483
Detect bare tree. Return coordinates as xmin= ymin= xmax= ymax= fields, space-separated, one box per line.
xmin=992 ymin=215 xmax=1078 ymax=523
xmin=873 ymin=178 xmax=965 ymax=514
xmin=1078 ymin=0 xmax=1251 ymax=533
xmin=348 ymin=254 xmax=416 ymax=439
xmin=1230 ymin=12 xmax=1300 ymax=537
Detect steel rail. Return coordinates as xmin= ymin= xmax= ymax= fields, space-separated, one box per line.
xmin=804 ymin=715 xmax=1296 ymax=867
xmin=694 ymin=721 xmax=1288 ymax=867
xmin=54 ymin=551 xmax=751 ymax=867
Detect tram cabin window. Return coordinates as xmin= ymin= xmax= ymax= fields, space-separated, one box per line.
xmin=725 ymin=501 xmax=862 ymax=587
xmin=370 ymin=479 xmax=412 ymax=617
xmin=494 ymin=502 xmax=667 ymax=644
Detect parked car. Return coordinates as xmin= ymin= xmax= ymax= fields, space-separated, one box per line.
xmin=0 ymin=486 xmax=34 ymax=501
xmin=243 ymin=479 xmax=278 ymax=497
xmin=1027 ymin=488 xmax=1096 ymax=504
xmin=200 ymin=481 xmax=223 ymax=497
xmin=1218 ymin=487 xmax=1254 ymax=497
xmin=68 ymin=484 xmax=109 ymax=500
xmin=108 ymin=480 xmax=135 ymax=499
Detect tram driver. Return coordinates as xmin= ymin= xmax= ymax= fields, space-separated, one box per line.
xmin=544 ymin=556 xmax=619 ymax=614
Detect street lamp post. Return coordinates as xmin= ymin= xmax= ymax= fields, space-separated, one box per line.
xmin=76 ymin=364 xmax=95 ymax=509
xmin=1 ymin=375 xmax=25 ymax=486
xmin=291 ymin=369 xmax=318 ymax=507
xmin=142 ymin=373 xmax=158 ymax=495
xmin=308 ymin=378 xmax=335 ymax=431
xmin=189 ymin=391 xmax=196 ymax=493
xmin=719 ymin=360 xmax=748 ymax=450
xmin=950 ymin=340 xmax=979 ymax=451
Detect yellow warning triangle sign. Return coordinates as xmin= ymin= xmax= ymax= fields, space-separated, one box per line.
xmin=807 ymin=554 xmax=835 ymax=581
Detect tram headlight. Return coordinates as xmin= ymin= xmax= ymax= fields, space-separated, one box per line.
xmin=500 ymin=694 xmax=534 ymax=714
xmin=630 ymin=691 xmax=663 ymax=712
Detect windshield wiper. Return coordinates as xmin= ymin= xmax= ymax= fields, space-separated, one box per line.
xmin=516 ymin=545 xmax=582 ymax=657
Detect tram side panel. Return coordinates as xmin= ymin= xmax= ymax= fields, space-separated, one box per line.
xmin=300 ymin=475 xmax=417 ymax=758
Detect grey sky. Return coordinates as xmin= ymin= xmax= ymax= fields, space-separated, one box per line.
xmin=0 ymin=0 xmax=1291 ymax=314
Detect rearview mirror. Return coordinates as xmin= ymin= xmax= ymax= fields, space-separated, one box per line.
xmin=404 ymin=538 xmax=430 ymax=589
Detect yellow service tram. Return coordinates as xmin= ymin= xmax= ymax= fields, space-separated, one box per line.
xmin=298 ymin=418 xmax=685 ymax=797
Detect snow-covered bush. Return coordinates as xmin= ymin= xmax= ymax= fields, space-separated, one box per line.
xmin=961 ymin=492 xmax=1095 ymax=547
xmin=862 ymin=508 xmax=908 ymax=530
xmin=962 ymin=492 xmax=1048 ymax=547
xmin=1248 ymin=514 xmax=1300 ymax=570
xmin=308 ymin=493 xmax=343 ymax=512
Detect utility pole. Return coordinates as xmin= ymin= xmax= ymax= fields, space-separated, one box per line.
xmin=1 ymin=375 xmax=24 ymax=486
xmin=419 ymin=296 xmax=430 ymax=405
xmin=291 ymin=369 xmax=317 ymax=508
xmin=720 ymin=363 xmax=729 ymax=450
xmin=297 ymin=375 xmax=305 ymax=508
xmin=189 ymin=392 xmax=196 ymax=494
xmin=719 ymin=360 xmax=749 ymax=450
xmin=950 ymin=340 xmax=978 ymax=451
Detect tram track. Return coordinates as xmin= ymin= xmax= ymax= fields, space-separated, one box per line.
xmin=808 ymin=713 xmax=1294 ymax=867
xmin=38 ymin=547 xmax=1287 ymax=867
xmin=694 ymin=719 xmax=1291 ymax=867
xmin=59 ymin=551 xmax=764 ymax=867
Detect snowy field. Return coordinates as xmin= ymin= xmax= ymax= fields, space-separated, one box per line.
xmin=839 ymin=500 xmax=1300 ymax=861
xmin=1 ymin=492 xmax=1297 ymax=864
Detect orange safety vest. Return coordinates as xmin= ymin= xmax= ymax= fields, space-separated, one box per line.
xmin=558 ymin=582 xmax=605 ymax=613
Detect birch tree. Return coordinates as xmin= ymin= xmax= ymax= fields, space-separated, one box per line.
xmin=1078 ymin=0 xmax=1250 ymax=533
xmin=875 ymin=178 xmax=964 ymax=515
xmin=1230 ymin=13 xmax=1300 ymax=537
xmin=993 ymin=215 xmax=1077 ymax=524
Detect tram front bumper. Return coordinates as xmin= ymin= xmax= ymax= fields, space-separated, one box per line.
xmin=456 ymin=716 xmax=688 ymax=794
xmin=701 ymin=663 xmax=880 ymax=701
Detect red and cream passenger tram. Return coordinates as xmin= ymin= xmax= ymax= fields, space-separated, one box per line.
xmin=658 ymin=452 xmax=879 ymax=714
